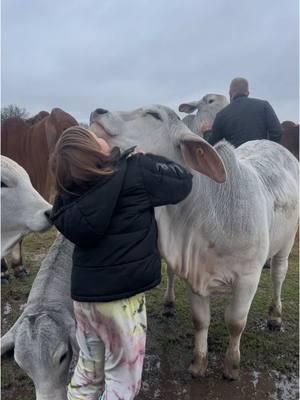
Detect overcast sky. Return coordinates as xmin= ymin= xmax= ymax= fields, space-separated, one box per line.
xmin=1 ymin=0 xmax=299 ymax=123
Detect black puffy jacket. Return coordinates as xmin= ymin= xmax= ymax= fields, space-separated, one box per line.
xmin=51 ymin=151 xmax=193 ymax=302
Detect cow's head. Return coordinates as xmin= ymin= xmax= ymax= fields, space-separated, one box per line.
xmin=89 ymin=105 xmax=226 ymax=183
xmin=12 ymin=312 xmax=76 ymax=400
xmin=1 ymin=235 xmax=77 ymax=400
xmin=1 ymin=156 xmax=52 ymax=256
xmin=179 ymin=94 xmax=228 ymax=135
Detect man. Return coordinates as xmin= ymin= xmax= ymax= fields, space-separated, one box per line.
xmin=201 ymin=77 xmax=282 ymax=147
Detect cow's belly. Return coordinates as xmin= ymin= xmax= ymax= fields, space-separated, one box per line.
xmin=179 ymin=251 xmax=263 ymax=297
xmin=268 ymin=210 xmax=298 ymax=258
xmin=155 ymin=203 xmax=269 ymax=296
xmin=158 ymin=228 xmax=266 ymax=297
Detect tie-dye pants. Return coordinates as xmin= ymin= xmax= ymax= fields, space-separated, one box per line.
xmin=68 ymin=293 xmax=147 ymax=400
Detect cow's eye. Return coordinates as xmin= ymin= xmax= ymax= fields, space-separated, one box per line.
xmin=145 ymin=111 xmax=162 ymax=121
xmin=208 ymin=99 xmax=214 ymax=104
xmin=1 ymin=181 xmax=8 ymax=188
xmin=59 ymin=352 xmax=68 ymax=364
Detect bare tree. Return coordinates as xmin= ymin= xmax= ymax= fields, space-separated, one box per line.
xmin=1 ymin=104 xmax=29 ymax=121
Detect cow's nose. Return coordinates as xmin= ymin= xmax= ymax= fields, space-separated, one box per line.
xmin=95 ymin=108 xmax=108 ymax=115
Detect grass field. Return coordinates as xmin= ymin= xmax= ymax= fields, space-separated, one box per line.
xmin=1 ymin=229 xmax=299 ymax=400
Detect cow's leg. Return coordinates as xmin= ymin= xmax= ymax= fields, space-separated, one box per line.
xmin=188 ymin=288 xmax=210 ymax=377
xmin=224 ymin=277 xmax=259 ymax=380
xmin=11 ymin=240 xmax=28 ymax=277
xmin=163 ymin=265 xmax=176 ymax=317
xmin=267 ymin=239 xmax=294 ymax=331
xmin=1 ymin=258 xmax=10 ymax=283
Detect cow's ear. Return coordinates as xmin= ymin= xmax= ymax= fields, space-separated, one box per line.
xmin=180 ymin=134 xmax=227 ymax=183
xmin=178 ymin=101 xmax=199 ymax=114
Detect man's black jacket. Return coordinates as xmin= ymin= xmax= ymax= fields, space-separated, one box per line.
xmin=207 ymin=95 xmax=282 ymax=147
xmin=51 ymin=152 xmax=193 ymax=302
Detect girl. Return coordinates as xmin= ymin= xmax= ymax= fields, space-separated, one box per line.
xmin=50 ymin=126 xmax=192 ymax=400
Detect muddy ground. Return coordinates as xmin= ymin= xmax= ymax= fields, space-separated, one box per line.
xmin=1 ymin=230 xmax=299 ymax=400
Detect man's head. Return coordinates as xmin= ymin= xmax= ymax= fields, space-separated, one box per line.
xmin=229 ymin=77 xmax=249 ymax=101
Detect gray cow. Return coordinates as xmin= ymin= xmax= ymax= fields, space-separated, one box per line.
xmin=179 ymin=93 xmax=228 ymax=135
xmin=90 ymin=104 xmax=298 ymax=380
xmin=1 ymin=235 xmax=77 ymax=400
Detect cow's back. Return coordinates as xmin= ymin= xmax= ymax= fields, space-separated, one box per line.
xmin=237 ymin=140 xmax=298 ymax=256
xmin=1 ymin=116 xmax=51 ymax=199
xmin=25 ymin=120 xmax=51 ymax=199
xmin=1 ymin=118 xmax=29 ymax=166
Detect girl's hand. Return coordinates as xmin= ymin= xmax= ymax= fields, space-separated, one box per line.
xmin=134 ymin=147 xmax=145 ymax=154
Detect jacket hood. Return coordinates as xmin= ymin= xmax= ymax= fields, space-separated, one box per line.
xmin=51 ymin=147 xmax=136 ymax=221
xmin=50 ymin=149 xmax=136 ymax=247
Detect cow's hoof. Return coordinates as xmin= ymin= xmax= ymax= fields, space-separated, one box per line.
xmin=162 ymin=301 xmax=176 ymax=318
xmin=267 ymin=319 xmax=282 ymax=331
xmin=13 ymin=265 xmax=28 ymax=278
xmin=223 ymin=369 xmax=239 ymax=381
xmin=223 ymin=361 xmax=240 ymax=381
xmin=188 ymin=355 xmax=208 ymax=378
xmin=223 ymin=350 xmax=240 ymax=381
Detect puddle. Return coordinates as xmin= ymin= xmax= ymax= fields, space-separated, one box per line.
xmin=3 ymin=303 xmax=12 ymax=315
xmin=138 ymin=355 xmax=299 ymax=400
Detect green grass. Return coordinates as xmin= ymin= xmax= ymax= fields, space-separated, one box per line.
xmin=1 ymin=231 xmax=299 ymax=399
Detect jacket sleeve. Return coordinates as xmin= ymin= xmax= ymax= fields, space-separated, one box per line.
xmin=264 ymin=101 xmax=282 ymax=143
xmin=207 ymin=113 xmax=224 ymax=146
xmin=51 ymin=196 xmax=103 ymax=247
xmin=138 ymin=154 xmax=193 ymax=207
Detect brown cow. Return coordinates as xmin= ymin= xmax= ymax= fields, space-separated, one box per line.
xmin=1 ymin=108 xmax=78 ymax=280
xmin=280 ymin=121 xmax=299 ymax=160
xmin=26 ymin=110 xmax=49 ymax=126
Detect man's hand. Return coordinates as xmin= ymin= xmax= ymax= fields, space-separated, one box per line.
xmin=200 ymin=120 xmax=212 ymax=133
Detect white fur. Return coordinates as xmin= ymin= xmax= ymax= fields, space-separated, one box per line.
xmin=1 ymin=156 xmax=52 ymax=256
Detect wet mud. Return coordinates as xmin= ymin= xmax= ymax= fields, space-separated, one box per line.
xmin=138 ymin=349 xmax=299 ymax=400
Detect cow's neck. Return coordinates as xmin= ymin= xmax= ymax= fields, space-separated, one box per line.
xmin=156 ymin=142 xmax=250 ymax=273
xmin=27 ymin=235 xmax=73 ymax=310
